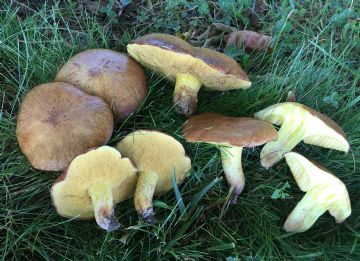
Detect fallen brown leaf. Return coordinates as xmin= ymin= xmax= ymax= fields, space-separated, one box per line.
xmin=286 ymin=91 xmax=296 ymax=102
xmin=226 ymin=30 xmax=272 ymax=51
xmin=250 ymin=0 xmax=268 ymax=28
xmin=190 ymin=23 xmax=237 ymax=48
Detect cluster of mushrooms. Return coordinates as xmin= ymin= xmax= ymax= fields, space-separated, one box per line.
xmin=16 ymin=33 xmax=351 ymax=233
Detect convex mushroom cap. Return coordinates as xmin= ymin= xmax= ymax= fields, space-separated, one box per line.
xmin=254 ymin=102 xmax=350 ymax=168
xmin=55 ymin=49 xmax=148 ymax=121
xmin=16 ymin=82 xmax=113 ymax=171
xmin=184 ymin=113 xmax=277 ymax=203
xmin=127 ymin=33 xmax=251 ymax=117
xmin=51 ymin=146 xmax=137 ymax=232
xmin=116 ymin=130 xmax=191 ymax=222
xmin=284 ymin=152 xmax=351 ymax=233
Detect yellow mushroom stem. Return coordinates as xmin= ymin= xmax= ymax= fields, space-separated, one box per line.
xmin=219 ymin=146 xmax=244 ymax=204
xmin=261 ymin=115 xmax=306 ymax=169
xmin=173 ymin=73 xmax=201 ymax=117
xmin=88 ymin=183 xmax=120 ymax=232
xmin=134 ymin=171 xmax=159 ymax=223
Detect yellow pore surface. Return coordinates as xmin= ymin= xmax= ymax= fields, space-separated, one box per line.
xmin=127 ymin=44 xmax=251 ymax=91
xmin=116 ymin=130 xmax=191 ymax=196
xmin=51 ymin=146 xmax=137 ymax=219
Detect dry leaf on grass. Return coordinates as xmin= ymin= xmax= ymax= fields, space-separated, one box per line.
xmin=226 ymin=30 xmax=272 ymax=51
xmin=190 ymin=23 xmax=237 ymax=48
xmin=286 ymin=91 xmax=296 ymax=102
xmin=250 ymin=0 xmax=268 ymax=28
xmin=83 ymin=0 xmax=130 ymax=17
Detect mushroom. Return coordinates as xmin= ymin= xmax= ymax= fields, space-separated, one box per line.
xmin=183 ymin=113 xmax=277 ymax=204
xmin=51 ymin=146 xmax=137 ymax=232
xmin=16 ymin=82 xmax=113 ymax=171
xmin=283 ymin=152 xmax=351 ymax=233
xmin=127 ymin=33 xmax=251 ymax=117
xmin=55 ymin=49 xmax=148 ymax=121
xmin=116 ymin=130 xmax=191 ymax=222
xmin=254 ymin=102 xmax=350 ymax=169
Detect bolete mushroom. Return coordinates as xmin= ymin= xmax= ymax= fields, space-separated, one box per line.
xmin=127 ymin=33 xmax=251 ymax=117
xmin=284 ymin=152 xmax=351 ymax=233
xmin=16 ymin=82 xmax=113 ymax=171
xmin=51 ymin=146 xmax=137 ymax=232
xmin=254 ymin=102 xmax=350 ymax=168
xmin=116 ymin=130 xmax=191 ymax=222
xmin=55 ymin=49 xmax=148 ymax=121
xmin=183 ymin=113 xmax=277 ymax=204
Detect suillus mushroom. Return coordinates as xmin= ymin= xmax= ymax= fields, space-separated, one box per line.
xmin=127 ymin=33 xmax=251 ymax=117
xmin=55 ymin=49 xmax=148 ymax=121
xmin=51 ymin=146 xmax=137 ymax=232
xmin=283 ymin=152 xmax=351 ymax=233
xmin=254 ymin=102 xmax=350 ymax=169
xmin=183 ymin=113 xmax=277 ymax=204
xmin=16 ymin=82 xmax=113 ymax=171
xmin=116 ymin=130 xmax=191 ymax=222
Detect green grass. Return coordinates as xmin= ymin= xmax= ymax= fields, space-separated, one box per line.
xmin=1 ymin=1 xmax=359 ymax=260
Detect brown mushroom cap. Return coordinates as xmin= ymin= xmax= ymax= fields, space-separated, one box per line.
xmin=51 ymin=146 xmax=137 ymax=219
xmin=55 ymin=49 xmax=148 ymax=120
xmin=184 ymin=113 xmax=278 ymax=147
xmin=16 ymin=82 xmax=114 ymax=171
xmin=116 ymin=130 xmax=191 ymax=195
xmin=128 ymin=33 xmax=250 ymax=90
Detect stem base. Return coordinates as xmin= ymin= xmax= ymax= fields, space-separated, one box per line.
xmin=88 ymin=183 xmax=120 ymax=232
xmin=173 ymin=73 xmax=201 ymax=117
xmin=220 ymin=146 xmax=244 ymax=204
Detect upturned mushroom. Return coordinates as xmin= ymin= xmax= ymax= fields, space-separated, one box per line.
xmin=127 ymin=33 xmax=251 ymax=117
xmin=183 ymin=113 xmax=277 ymax=204
xmin=254 ymin=102 xmax=350 ymax=168
xmin=55 ymin=49 xmax=148 ymax=121
xmin=16 ymin=82 xmax=113 ymax=171
xmin=116 ymin=130 xmax=191 ymax=222
xmin=51 ymin=146 xmax=137 ymax=232
xmin=283 ymin=152 xmax=351 ymax=233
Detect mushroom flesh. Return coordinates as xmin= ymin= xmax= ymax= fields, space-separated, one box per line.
xmin=254 ymin=102 xmax=349 ymax=168
xmin=284 ymin=152 xmax=351 ymax=233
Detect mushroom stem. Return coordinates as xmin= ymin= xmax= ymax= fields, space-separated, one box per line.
xmin=173 ymin=73 xmax=201 ymax=117
xmin=134 ymin=171 xmax=159 ymax=223
xmin=284 ymin=186 xmax=329 ymax=233
xmin=219 ymin=146 xmax=244 ymax=204
xmin=88 ymin=183 xmax=120 ymax=232
xmin=260 ymin=116 xmax=306 ymax=168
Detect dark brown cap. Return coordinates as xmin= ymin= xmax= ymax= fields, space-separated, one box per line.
xmin=55 ymin=49 xmax=147 ymax=121
xmin=132 ymin=33 xmax=194 ymax=54
xmin=16 ymin=82 xmax=114 ymax=171
xmin=184 ymin=113 xmax=277 ymax=147
xmin=194 ymin=47 xmax=249 ymax=81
